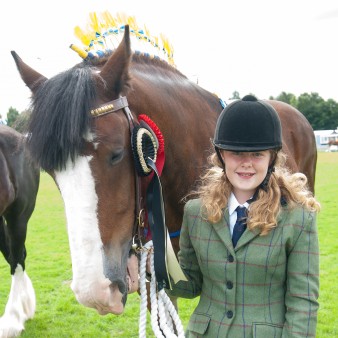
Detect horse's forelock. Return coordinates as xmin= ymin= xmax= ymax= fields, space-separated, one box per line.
xmin=28 ymin=65 xmax=96 ymax=171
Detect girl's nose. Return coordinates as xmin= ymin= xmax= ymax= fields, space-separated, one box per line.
xmin=241 ymin=155 xmax=252 ymax=166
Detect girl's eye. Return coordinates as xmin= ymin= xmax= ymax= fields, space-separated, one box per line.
xmin=253 ymin=152 xmax=262 ymax=157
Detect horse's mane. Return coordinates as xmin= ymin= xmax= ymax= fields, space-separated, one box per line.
xmin=28 ymin=52 xmax=185 ymax=172
xmin=28 ymin=64 xmax=95 ymax=172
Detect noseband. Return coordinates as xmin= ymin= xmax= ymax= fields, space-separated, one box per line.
xmin=91 ymin=96 xmax=145 ymax=249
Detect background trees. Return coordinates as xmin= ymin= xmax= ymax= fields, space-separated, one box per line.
xmin=273 ymin=92 xmax=338 ymax=130
xmin=5 ymin=107 xmax=19 ymax=127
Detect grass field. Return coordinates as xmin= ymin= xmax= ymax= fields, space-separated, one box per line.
xmin=0 ymin=152 xmax=337 ymax=337
xmin=315 ymin=152 xmax=338 ymax=337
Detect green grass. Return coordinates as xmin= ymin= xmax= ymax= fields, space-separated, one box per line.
xmin=316 ymin=152 xmax=338 ymax=337
xmin=0 ymin=152 xmax=337 ymax=337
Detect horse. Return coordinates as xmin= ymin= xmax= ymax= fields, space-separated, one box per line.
xmin=10 ymin=24 xmax=317 ymax=317
xmin=0 ymin=125 xmax=40 ymax=337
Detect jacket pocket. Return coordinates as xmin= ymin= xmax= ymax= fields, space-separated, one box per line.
xmin=187 ymin=312 xmax=211 ymax=335
xmin=252 ymin=322 xmax=283 ymax=338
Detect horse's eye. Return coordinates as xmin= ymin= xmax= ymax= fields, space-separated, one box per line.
xmin=110 ymin=149 xmax=124 ymax=165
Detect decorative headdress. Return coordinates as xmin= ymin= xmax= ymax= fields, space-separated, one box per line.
xmin=70 ymin=11 xmax=175 ymax=66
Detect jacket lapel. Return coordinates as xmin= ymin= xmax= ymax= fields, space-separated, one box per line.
xmin=235 ymin=211 xmax=286 ymax=250
xmin=234 ymin=226 xmax=261 ymax=250
xmin=212 ymin=209 xmax=235 ymax=253
xmin=212 ymin=208 xmax=262 ymax=251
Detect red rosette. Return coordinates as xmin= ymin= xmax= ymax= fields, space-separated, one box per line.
xmin=138 ymin=114 xmax=165 ymax=155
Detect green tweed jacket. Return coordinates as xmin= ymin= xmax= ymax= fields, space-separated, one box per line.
xmin=168 ymin=198 xmax=319 ymax=337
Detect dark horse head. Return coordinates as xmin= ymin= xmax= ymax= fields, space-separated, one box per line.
xmin=11 ymin=27 xmax=141 ymax=315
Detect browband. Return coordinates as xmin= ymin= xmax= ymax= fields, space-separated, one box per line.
xmin=90 ymin=96 xmax=129 ymax=117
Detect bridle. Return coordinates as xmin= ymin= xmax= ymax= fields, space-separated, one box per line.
xmin=90 ymin=96 xmax=145 ymax=251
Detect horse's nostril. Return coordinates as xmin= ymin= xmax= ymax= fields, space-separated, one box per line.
xmin=121 ymin=292 xmax=127 ymax=306
xmin=117 ymin=279 xmax=126 ymax=295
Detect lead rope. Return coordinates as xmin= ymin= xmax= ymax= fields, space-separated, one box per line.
xmin=139 ymin=241 xmax=185 ymax=338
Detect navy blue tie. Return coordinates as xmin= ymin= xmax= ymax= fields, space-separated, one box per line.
xmin=232 ymin=206 xmax=247 ymax=247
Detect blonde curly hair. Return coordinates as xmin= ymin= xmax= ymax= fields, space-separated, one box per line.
xmin=188 ymin=151 xmax=320 ymax=236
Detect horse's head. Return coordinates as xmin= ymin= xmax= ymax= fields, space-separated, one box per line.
xmin=11 ymin=26 xmax=142 ymax=315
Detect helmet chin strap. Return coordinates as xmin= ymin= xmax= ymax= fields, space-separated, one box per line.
xmin=248 ymin=171 xmax=272 ymax=204
xmin=251 ymin=154 xmax=277 ymax=201
xmin=247 ymin=151 xmax=278 ymax=203
xmin=260 ymin=150 xmax=278 ymax=190
xmin=215 ymin=147 xmax=224 ymax=166
xmin=260 ymin=165 xmax=275 ymax=191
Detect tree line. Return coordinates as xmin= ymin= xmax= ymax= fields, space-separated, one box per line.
xmin=3 ymin=91 xmax=338 ymax=132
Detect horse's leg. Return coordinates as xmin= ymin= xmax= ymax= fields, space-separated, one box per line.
xmin=0 ymin=217 xmax=10 ymax=263
xmin=0 ymin=214 xmax=36 ymax=338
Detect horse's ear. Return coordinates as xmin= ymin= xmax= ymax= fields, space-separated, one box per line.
xmin=11 ymin=51 xmax=47 ymax=93
xmin=100 ymin=25 xmax=132 ymax=96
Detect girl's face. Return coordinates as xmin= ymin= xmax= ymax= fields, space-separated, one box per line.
xmin=221 ymin=150 xmax=271 ymax=204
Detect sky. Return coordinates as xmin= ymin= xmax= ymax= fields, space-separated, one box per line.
xmin=1 ymin=0 xmax=338 ymax=118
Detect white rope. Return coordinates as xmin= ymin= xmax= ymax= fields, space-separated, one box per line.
xmin=139 ymin=241 xmax=185 ymax=338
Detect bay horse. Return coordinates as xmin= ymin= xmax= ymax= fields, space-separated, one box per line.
xmin=0 ymin=125 xmax=40 ymax=337
xmin=11 ymin=24 xmax=316 ymax=317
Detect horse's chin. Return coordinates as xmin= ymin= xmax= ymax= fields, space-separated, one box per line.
xmin=96 ymin=283 xmax=125 ymax=315
xmin=127 ymin=253 xmax=139 ymax=294
xmin=96 ymin=254 xmax=139 ymax=315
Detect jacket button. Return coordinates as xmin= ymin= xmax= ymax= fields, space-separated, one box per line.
xmin=226 ymin=310 xmax=233 ymax=318
xmin=226 ymin=281 xmax=233 ymax=289
xmin=228 ymin=255 xmax=234 ymax=262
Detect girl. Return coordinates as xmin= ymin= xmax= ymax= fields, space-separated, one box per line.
xmin=168 ymin=95 xmax=320 ymax=337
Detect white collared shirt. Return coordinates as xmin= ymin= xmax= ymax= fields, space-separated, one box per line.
xmin=228 ymin=192 xmax=250 ymax=236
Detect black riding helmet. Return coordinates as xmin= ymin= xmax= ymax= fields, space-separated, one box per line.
xmin=213 ymin=94 xmax=282 ymax=152
xmin=213 ymin=94 xmax=283 ymax=191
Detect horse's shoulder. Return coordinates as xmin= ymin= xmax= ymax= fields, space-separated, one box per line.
xmin=0 ymin=126 xmax=23 ymax=150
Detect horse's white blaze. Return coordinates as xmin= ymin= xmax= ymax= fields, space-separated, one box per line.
xmin=55 ymin=156 xmax=124 ymax=314
xmin=0 ymin=264 xmax=35 ymax=338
